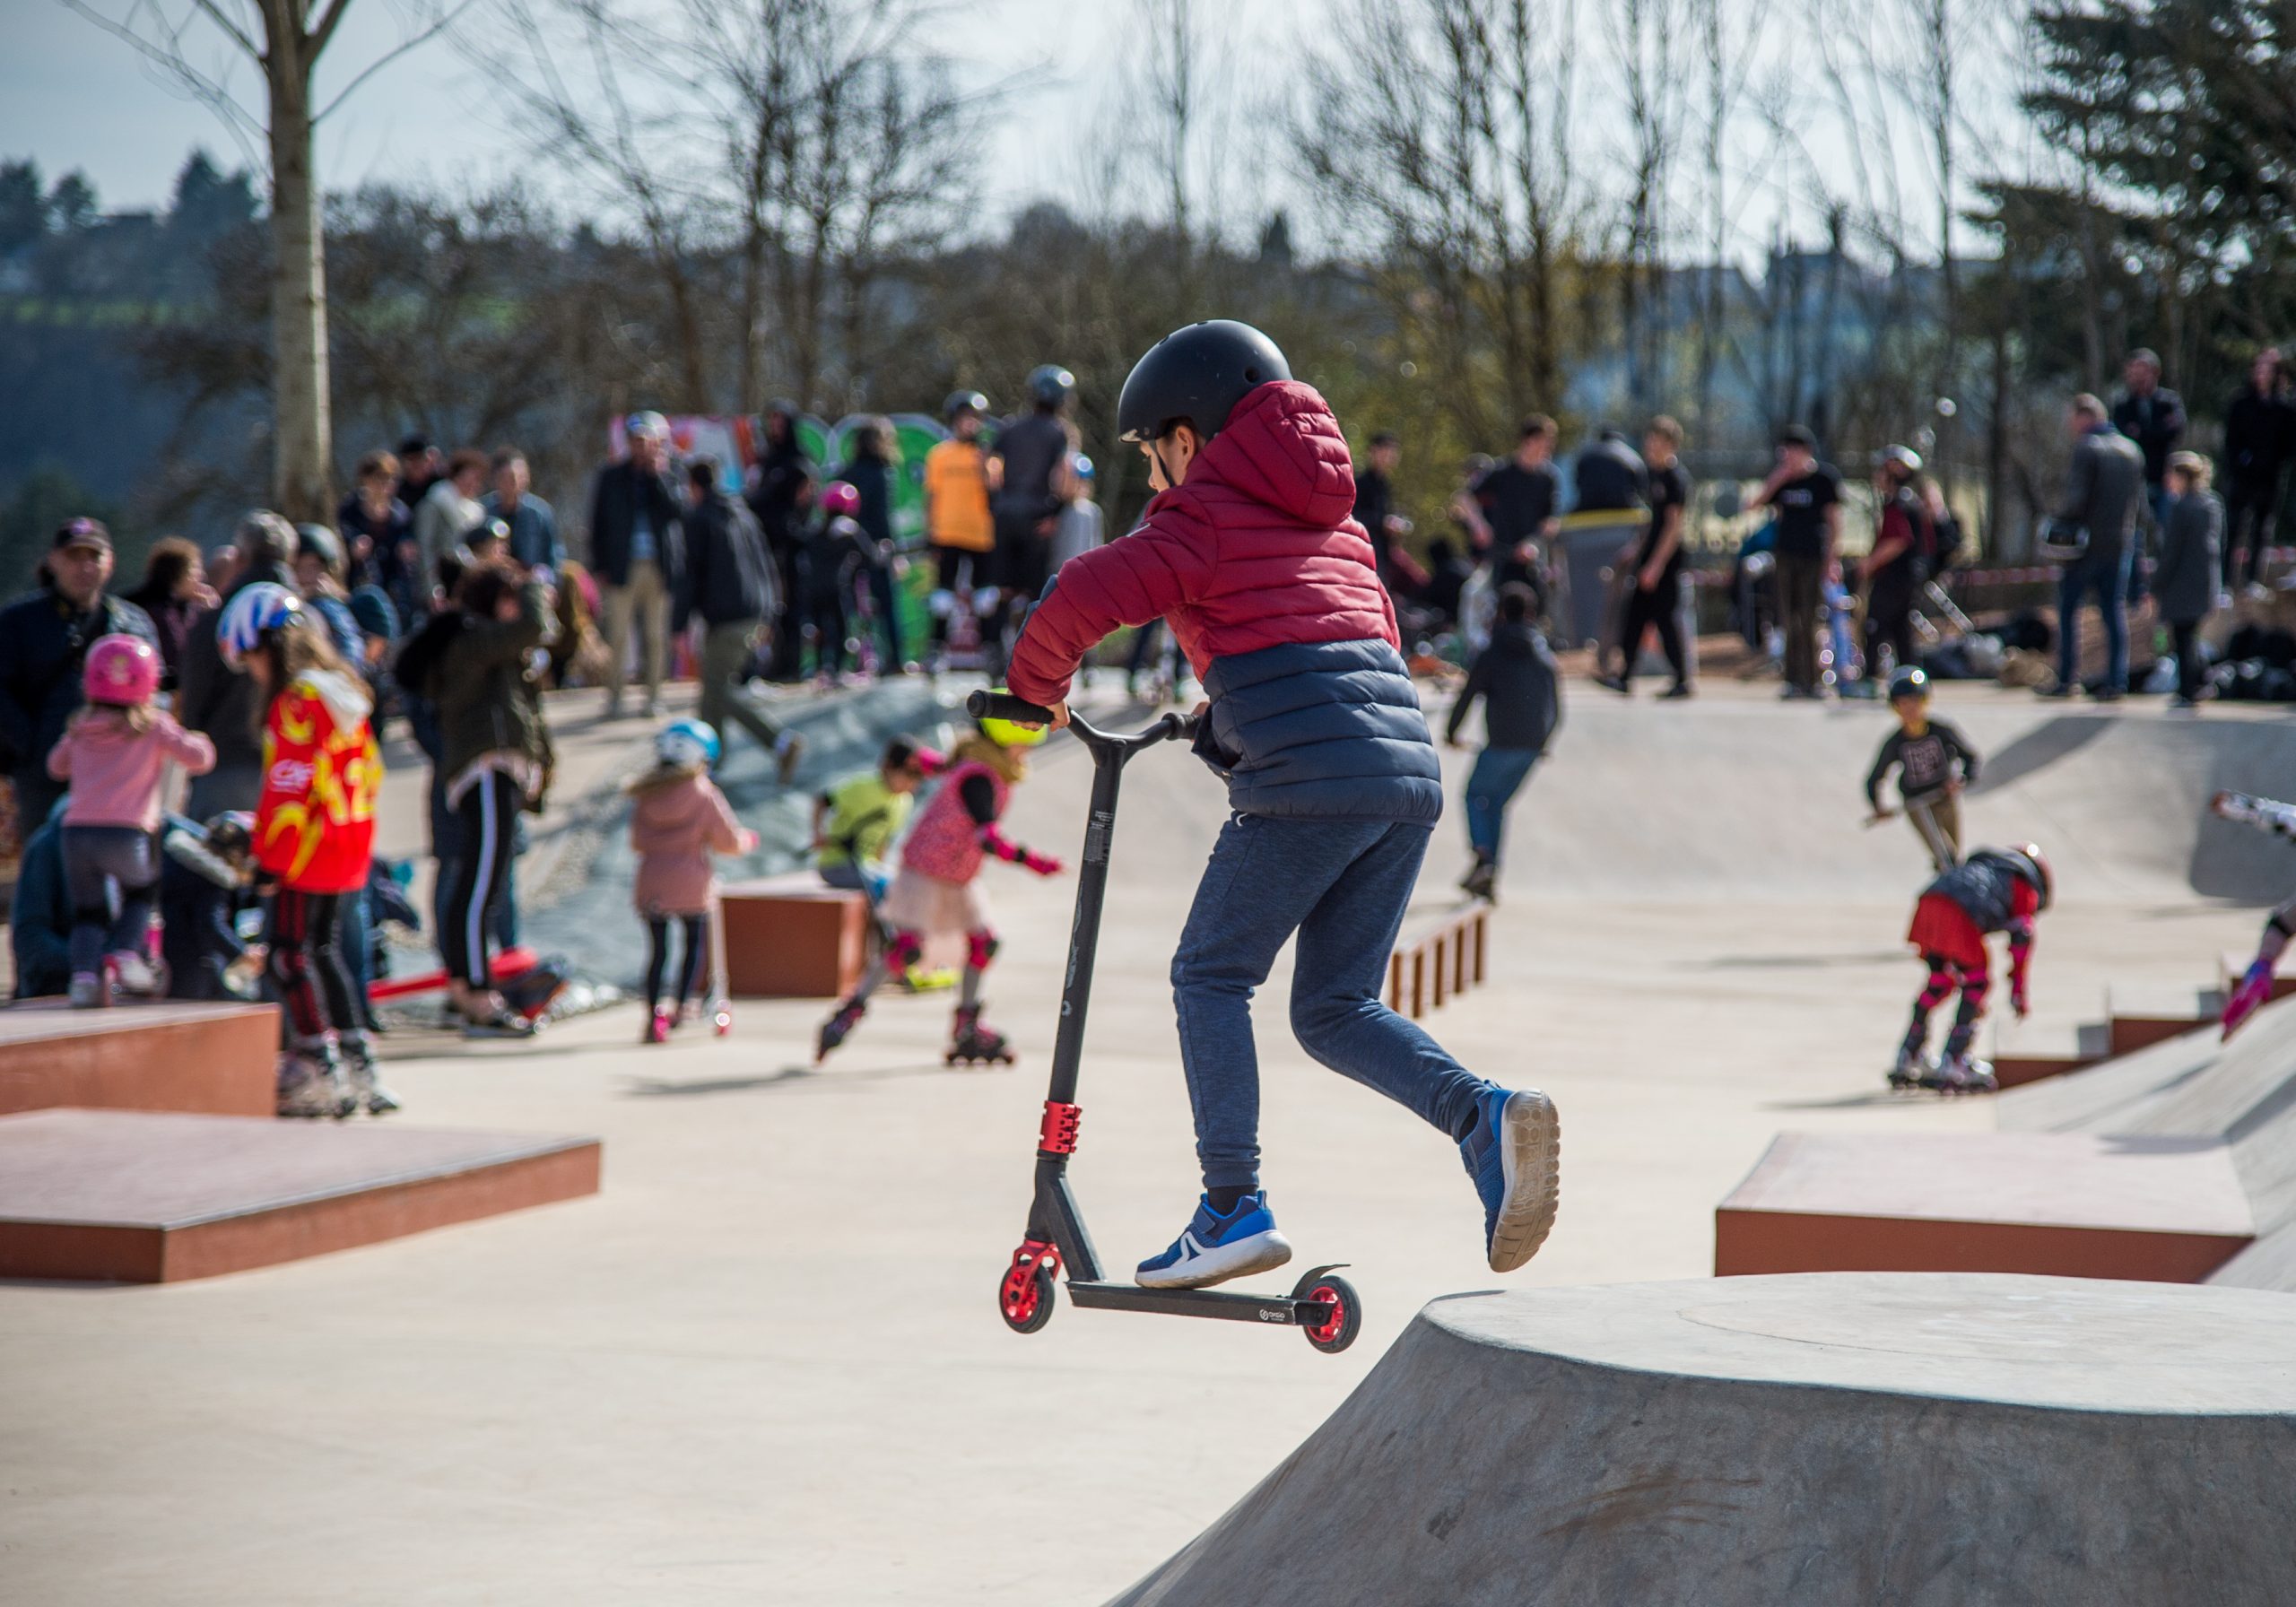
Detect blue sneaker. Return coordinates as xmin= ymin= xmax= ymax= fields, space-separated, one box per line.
xmin=1458 ymin=1085 xmax=1561 ymax=1273
xmin=1135 ymin=1193 xmax=1294 ymax=1290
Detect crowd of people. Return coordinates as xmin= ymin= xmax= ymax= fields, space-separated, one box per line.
xmin=1 ymin=315 xmax=2288 ymax=1127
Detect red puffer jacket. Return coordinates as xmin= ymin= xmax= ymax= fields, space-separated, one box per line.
xmin=1006 ymin=381 xmax=1396 ymax=703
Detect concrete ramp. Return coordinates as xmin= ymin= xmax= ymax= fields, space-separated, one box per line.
xmin=1111 ymin=1275 xmax=2296 ymax=1607
xmin=1509 ymin=698 xmax=2296 ymax=904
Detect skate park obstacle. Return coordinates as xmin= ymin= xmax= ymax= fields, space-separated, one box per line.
xmin=0 ymin=998 xmax=278 ymax=1118
xmin=1386 ymin=904 xmax=1488 ymax=1020
xmin=0 ymin=1108 xmax=602 ymax=1282
xmin=1109 ymin=1274 xmax=2296 ymax=1607
xmin=718 ymin=873 xmax=869 ymax=998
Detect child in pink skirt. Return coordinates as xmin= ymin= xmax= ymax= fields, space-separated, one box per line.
xmin=814 ymin=712 xmax=1061 ymax=1063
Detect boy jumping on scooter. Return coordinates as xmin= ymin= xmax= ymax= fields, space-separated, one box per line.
xmin=1006 ymin=319 xmax=1561 ymax=1290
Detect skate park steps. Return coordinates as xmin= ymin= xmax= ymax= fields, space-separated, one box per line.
xmin=0 ymin=999 xmax=278 ymax=1118
xmin=1722 ymin=995 xmax=2296 ymax=1291
xmin=2106 ymin=980 xmax=2224 ymax=1055
xmin=1108 ymin=1275 xmax=2296 ymax=1607
xmin=1714 ymin=1131 xmax=2254 ymax=1281
xmin=1386 ymin=901 xmax=1488 ymax=1020
xmin=0 ymin=1109 xmax=601 ymax=1282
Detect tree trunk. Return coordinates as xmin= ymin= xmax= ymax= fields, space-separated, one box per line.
xmin=265 ymin=40 xmax=332 ymax=524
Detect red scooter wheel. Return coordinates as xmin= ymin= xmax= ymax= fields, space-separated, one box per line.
xmin=1297 ymin=1271 xmax=1361 ymax=1355
xmin=998 ymin=1259 xmax=1057 ymax=1334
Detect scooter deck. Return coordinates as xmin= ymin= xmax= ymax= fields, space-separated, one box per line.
xmin=1065 ymin=1279 xmax=1340 ymax=1328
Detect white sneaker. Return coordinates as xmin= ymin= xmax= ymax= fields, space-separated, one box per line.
xmin=341 ymin=1035 xmax=401 ymax=1116
xmin=109 ymin=951 xmax=159 ymax=996
xmin=67 ymin=972 xmax=102 ymax=1009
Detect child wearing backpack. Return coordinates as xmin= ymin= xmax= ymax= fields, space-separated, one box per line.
xmin=47 ymin=634 xmax=215 ymax=1004
xmin=629 ymin=718 xmax=756 ymax=1044
xmin=1005 ymin=319 xmax=1561 ymax=1290
xmin=1893 ymin=844 xmax=2053 ymax=1094
xmin=220 ymin=581 xmax=391 ymax=1117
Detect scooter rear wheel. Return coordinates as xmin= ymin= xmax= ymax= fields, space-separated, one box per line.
xmin=999 ymin=1259 xmax=1057 ymax=1334
xmin=1296 ymin=1271 xmax=1361 ymax=1355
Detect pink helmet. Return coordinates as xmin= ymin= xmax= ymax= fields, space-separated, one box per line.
xmin=83 ymin=635 xmax=161 ymax=708
xmin=821 ymin=481 xmax=861 ymax=518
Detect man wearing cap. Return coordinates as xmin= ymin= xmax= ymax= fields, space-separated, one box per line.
xmin=0 ymin=519 xmax=158 ymax=843
xmin=1744 ymin=425 xmax=1844 ymax=699
xmin=588 ymin=412 xmax=685 ymax=718
xmin=1862 ymin=445 xmax=1930 ymax=682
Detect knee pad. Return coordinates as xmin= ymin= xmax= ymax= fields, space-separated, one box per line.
xmin=885 ymin=931 xmax=923 ymax=970
xmin=966 ymin=931 xmax=998 ymax=971
xmin=1958 ymin=969 xmax=1993 ymax=1012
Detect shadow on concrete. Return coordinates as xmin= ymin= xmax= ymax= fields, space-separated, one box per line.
xmin=619 ymin=1060 xmax=993 ymax=1096
xmin=1701 ymin=949 xmax=1906 ymax=971
xmin=1968 ymin=714 xmax=2116 ymax=795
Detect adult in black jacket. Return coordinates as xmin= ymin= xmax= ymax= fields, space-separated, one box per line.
xmin=588 ymin=412 xmax=684 ymax=718
xmin=178 ymin=513 xmax=299 ymax=816
xmin=681 ymin=458 xmax=796 ymax=776
xmin=746 ymin=403 xmax=813 ymax=680
xmin=2221 ymin=347 xmax=2293 ymax=594
xmin=1444 ymin=585 xmax=1561 ymax=900
xmin=2109 ymin=348 xmax=2186 ymax=535
xmin=0 ymin=519 xmax=159 ymax=843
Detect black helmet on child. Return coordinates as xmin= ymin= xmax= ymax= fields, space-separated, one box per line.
xmin=2002 ymin=843 xmax=2053 ymax=910
xmin=1027 ymin=365 xmax=1074 ymax=408
xmin=944 ymin=389 xmax=988 ymax=421
xmin=1887 ymin=665 xmax=1929 ymax=702
xmin=1117 ymin=319 xmax=1292 ymax=445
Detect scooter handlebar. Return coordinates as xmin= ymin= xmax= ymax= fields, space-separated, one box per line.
xmin=964 ymin=690 xmax=1197 ymax=749
xmin=968 ymin=690 xmax=1057 ymax=726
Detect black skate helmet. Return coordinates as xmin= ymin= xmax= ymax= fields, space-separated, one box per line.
xmin=1027 ymin=365 xmax=1074 ymax=408
xmin=944 ymin=389 xmax=988 ymax=421
xmin=1887 ymin=665 xmax=1930 ymax=703
xmin=1118 ymin=319 xmax=1292 ymax=445
xmin=2002 ymin=843 xmax=2053 ymax=910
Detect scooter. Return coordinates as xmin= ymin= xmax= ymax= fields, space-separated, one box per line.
xmin=967 ymin=690 xmax=1362 ymax=1356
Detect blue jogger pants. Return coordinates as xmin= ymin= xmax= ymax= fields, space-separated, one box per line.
xmin=1171 ymin=813 xmax=1489 ymax=1191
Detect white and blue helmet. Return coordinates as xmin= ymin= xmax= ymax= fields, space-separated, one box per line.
xmin=217 ymin=581 xmax=304 ymax=669
xmin=656 ymin=717 xmax=720 ymax=770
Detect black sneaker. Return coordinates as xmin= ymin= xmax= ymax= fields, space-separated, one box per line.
xmin=1658 ymin=682 xmax=1693 ymax=700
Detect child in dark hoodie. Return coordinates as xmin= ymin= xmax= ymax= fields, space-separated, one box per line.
xmin=1007 ymin=319 xmax=1561 ymax=1291
xmin=1445 ymin=585 xmax=1560 ymax=900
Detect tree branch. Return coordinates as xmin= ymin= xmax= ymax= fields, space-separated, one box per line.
xmin=314 ymin=0 xmax=479 ymax=119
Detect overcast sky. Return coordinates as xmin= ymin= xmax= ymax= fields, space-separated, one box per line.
xmin=5 ymin=0 xmax=2020 ymax=261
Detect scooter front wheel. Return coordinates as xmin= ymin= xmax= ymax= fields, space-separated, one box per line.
xmin=1295 ymin=1270 xmax=1361 ymax=1355
xmin=998 ymin=1255 xmax=1057 ymax=1334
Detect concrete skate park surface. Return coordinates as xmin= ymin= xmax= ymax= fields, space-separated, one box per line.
xmin=1111 ymin=1274 xmax=2296 ymax=1607
xmin=0 ymin=679 xmax=2285 ymax=1603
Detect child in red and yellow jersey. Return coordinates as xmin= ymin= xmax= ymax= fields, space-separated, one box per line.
xmin=219 ymin=581 xmax=389 ymax=1117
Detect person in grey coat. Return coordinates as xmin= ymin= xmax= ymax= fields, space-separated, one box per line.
xmin=2155 ymin=451 xmax=2222 ymax=708
xmin=2047 ymin=393 xmax=2147 ymax=699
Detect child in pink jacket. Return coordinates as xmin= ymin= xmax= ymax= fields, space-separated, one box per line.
xmin=47 ymin=635 xmax=215 ymax=1003
xmin=629 ymin=719 xmax=754 ymax=1043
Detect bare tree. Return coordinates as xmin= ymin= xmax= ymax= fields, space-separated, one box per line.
xmin=59 ymin=0 xmax=471 ymax=520
xmin=496 ymin=0 xmax=719 ymax=408
xmin=1293 ymin=0 xmax=1587 ymax=447
xmin=1607 ymin=0 xmax=1691 ymax=413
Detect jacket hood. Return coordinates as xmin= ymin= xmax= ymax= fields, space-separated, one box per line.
xmin=1191 ymin=381 xmax=1358 ymax=527
xmin=295 ymin=667 xmax=372 ymax=729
